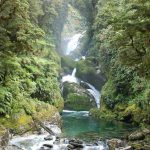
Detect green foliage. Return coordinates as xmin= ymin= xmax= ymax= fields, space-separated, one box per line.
xmin=61 ymin=56 xmax=76 ymax=74
xmin=76 ymin=58 xmax=97 ymax=78
xmin=0 ymin=0 xmax=65 ymax=120
xmin=77 ymin=0 xmax=150 ymax=124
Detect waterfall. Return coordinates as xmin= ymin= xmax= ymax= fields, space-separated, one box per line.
xmin=61 ymin=68 xmax=78 ymax=83
xmin=71 ymin=68 xmax=76 ymax=77
xmin=66 ymin=33 xmax=83 ymax=55
xmin=80 ymin=81 xmax=100 ymax=108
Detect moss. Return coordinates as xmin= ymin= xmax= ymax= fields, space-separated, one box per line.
xmin=65 ymin=93 xmax=96 ymax=111
xmin=61 ymin=56 xmax=76 ymax=74
xmin=121 ymin=104 xmax=142 ymax=123
xmin=0 ymin=101 xmax=60 ymax=134
xmin=0 ymin=125 xmax=6 ymax=136
xmin=90 ymin=107 xmax=116 ymax=120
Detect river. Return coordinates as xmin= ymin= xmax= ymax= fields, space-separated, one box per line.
xmin=10 ymin=110 xmax=137 ymax=150
xmin=9 ymin=33 xmax=137 ymax=150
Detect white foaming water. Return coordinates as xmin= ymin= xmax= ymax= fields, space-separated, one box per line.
xmin=86 ymin=82 xmax=101 ymax=108
xmin=83 ymin=145 xmax=106 ymax=150
xmin=10 ymin=135 xmax=69 ymax=150
xmin=10 ymin=134 xmax=51 ymax=150
xmin=66 ymin=33 xmax=83 ymax=55
xmin=61 ymin=68 xmax=78 ymax=83
xmin=63 ymin=110 xmax=89 ymax=117
xmin=10 ymin=135 xmax=106 ymax=150
xmin=71 ymin=68 xmax=76 ymax=77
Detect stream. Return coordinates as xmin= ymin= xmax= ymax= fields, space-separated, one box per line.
xmin=10 ymin=110 xmax=137 ymax=150
xmin=62 ymin=110 xmax=137 ymax=140
xmin=9 ymin=33 xmax=137 ymax=150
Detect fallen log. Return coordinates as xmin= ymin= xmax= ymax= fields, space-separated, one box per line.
xmin=32 ymin=116 xmax=55 ymax=135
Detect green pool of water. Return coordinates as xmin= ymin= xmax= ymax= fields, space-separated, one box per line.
xmin=61 ymin=110 xmax=137 ymax=141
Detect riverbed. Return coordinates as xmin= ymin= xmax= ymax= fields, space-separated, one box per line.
xmin=9 ymin=110 xmax=137 ymax=150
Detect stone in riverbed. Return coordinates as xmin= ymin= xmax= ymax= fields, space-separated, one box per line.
xmin=44 ymin=135 xmax=53 ymax=141
xmin=39 ymin=147 xmax=46 ymax=150
xmin=56 ymin=136 xmax=60 ymax=140
xmin=69 ymin=142 xmax=84 ymax=148
xmin=69 ymin=139 xmax=83 ymax=144
xmin=129 ymin=131 xmax=145 ymax=141
xmin=107 ymin=139 xmax=125 ymax=150
xmin=43 ymin=144 xmax=53 ymax=149
xmin=68 ymin=139 xmax=84 ymax=149
xmin=67 ymin=144 xmax=75 ymax=149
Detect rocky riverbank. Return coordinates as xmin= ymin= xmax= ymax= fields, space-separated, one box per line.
xmin=0 ymin=108 xmax=61 ymax=150
xmin=1 ymin=122 xmax=150 ymax=150
xmin=107 ymin=128 xmax=150 ymax=150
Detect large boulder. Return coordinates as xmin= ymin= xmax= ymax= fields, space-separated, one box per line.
xmin=63 ymin=82 xmax=97 ymax=111
xmin=129 ymin=131 xmax=145 ymax=141
xmin=107 ymin=139 xmax=125 ymax=150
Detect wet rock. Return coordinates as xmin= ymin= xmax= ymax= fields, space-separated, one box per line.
xmin=86 ymin=144 xmax=93 ymax=146
xmin=107 ymin=139 xmax=125 ymax=150
xmin=44 ymin=135 xmax=53 ymax=141
xmin=69 ymin=142 xmax=84 ymax=148
xmin=39 ymin=147 xmax=46 ymax=150
xmin=67 ymin=144 xmax=75 ymax=149
xmin=142 ymin=145 xmax=150 ymax=150
xmin=142 ymin=128 xmax=150 ymax=136
xmin=93 ymin=142 xmax=99 ymax=146
xmin=56 ymin=136 xmax=60 ymax=140
xmin=43 ymin=144 xmax=53 ymax=149
xmin=129 ymin=131 xmax=145 ymax=141
xmin=69 ymin=139 xmax=83 ymax=144
xmin=69 ymin=139 xmax=84 ymax=149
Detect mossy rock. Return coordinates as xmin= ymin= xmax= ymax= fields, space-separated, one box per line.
xmin=63 ymin=82 xmax=80 ymax=98
xmin=0 ymin=101 xmax=60 ymax=134
xmin=65 ymin=93 xmax=96 ymax=111
xmin=63 ymin=82 xmax=97 ymax=110
xmin=90 ymin=107 xmax=116 ymax=120
xmin=120 ymin=104 xmax=142 ymax=123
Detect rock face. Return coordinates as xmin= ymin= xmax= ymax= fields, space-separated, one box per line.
xmin=0 ymin=126 xmax=11 ymax=149
xmin=63 ymin=82 xmax=97 ymax=111
xmin=129 ymin=131 xmax=145 ymax=141
xmin=127 ymin=128 xmax=150 ymax=150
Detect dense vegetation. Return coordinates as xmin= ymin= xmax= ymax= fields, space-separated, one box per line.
xmin=74 ymin=0 xmax=150 ymax=125
xmin=0 ymin=0 xmax=67 ymax=129
xmin=0 ymin=0 xmax=150 ymax=134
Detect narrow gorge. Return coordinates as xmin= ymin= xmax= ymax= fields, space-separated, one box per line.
xmin=0 ymin=0 xmax=150 ymax=150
